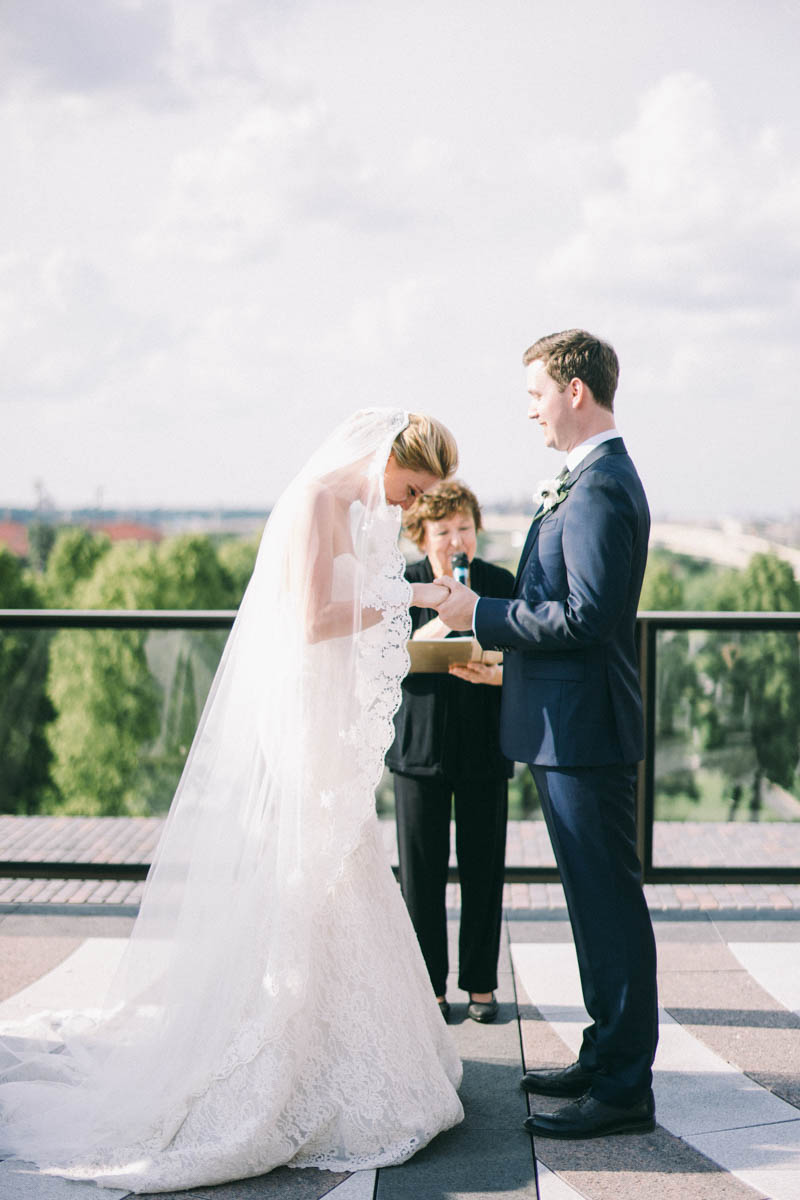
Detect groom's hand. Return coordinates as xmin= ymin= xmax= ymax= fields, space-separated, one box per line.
xmin=432 ymin=576 xmax=479 ymax=632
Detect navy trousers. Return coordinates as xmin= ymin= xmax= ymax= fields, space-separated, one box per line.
xmin=531 ymin=763 xmax=658 ymax=1107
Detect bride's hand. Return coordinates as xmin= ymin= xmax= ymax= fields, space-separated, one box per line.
xmin=410 ymin=582 xmax=450 ymax=610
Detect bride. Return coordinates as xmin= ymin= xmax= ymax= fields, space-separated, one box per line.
xmin=0 ymin=408 xmax=464 ymax=1193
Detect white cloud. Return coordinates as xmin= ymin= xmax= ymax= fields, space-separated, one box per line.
xmin=541 ymin=72 xmax=800 ymax=315
xmin=0 ymin=252 xmax=166 ymax=401
xmin=137 ymin=98 xmax=417 ymax=263
xmin=0 ymin=0 xmax=174 ymax=101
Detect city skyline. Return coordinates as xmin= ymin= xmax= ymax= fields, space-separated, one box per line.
xmin=3 ymin=0 xmax=799 ymax=516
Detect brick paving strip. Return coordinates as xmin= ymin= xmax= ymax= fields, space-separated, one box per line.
xmin=2 ymin=816 xmax=799 ymax=912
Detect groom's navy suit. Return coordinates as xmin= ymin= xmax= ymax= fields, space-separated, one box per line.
xmin=475 ymin=437 xmax=658 ymax=1107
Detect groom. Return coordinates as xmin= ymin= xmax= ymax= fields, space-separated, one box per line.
xmin=435 ymin=329 xmax=658 ymax=1139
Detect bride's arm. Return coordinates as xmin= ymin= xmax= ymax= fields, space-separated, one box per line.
xmin=297 ymin=487 xmax=383 ymax=644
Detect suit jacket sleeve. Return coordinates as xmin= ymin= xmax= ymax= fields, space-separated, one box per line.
xmin=475 ymin=469 xmax=640 ymax=653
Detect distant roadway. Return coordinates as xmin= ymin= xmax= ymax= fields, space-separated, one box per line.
xmin=481 ymin=514 xmax=800 ymax=577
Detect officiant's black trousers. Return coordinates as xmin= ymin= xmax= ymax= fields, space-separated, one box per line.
xmin=394 ymin=774 xmax=508 ymax=998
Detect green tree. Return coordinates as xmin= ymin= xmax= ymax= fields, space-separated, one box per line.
xmin=729 ymin=554 xmax=800 ymax=816
xmin=0 ymin=550 xmax=54 ymax=812
xmin=640 ymin=552 xmax=686 ymax=611
xmin=156 ymin=535 xmax=237 ymax=609
xmin=27 ymin=521 xmax=57 ymax=572
xmin=217 ymin=535 xmax=259 ymax=605
xmin=43 ymin=534 xmax=247 ymax=815
xmin=45 ymin=543 xmax=162 ymax=815
xmin=641 ymin=553 xmax=700 ymax=738
xmin=43 ymin=528 xmax=111 ymax=606
xmin=142 ymin=536 xmax=234 ymax=805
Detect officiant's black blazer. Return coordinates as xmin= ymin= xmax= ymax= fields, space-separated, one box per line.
xmin=386 ymin=556 xmax=515 ymax=780
xmin=475 ymin=439 xmax=649 ymax=767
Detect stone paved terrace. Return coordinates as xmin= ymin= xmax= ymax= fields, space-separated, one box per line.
xmin=2 ymin=817 xmax=800 ymax=1198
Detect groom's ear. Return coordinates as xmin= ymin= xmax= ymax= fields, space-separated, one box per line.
xmin=569 ymin=377 xmax=585 ymax=408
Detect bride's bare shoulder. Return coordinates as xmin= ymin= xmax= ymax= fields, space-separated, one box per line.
xmin=299 ymin=480 xmax=336 ymax=519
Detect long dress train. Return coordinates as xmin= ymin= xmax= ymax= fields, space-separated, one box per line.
xmin=0 ymin=409 xmax=463 ymax=1192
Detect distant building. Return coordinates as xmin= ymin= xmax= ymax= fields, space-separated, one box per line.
xmin=0 ymin=521 xmax=28 ymax=557
xmin=94 ymin=522 xmax=162 ymax=544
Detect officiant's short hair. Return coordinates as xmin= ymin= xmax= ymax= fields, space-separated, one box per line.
xmin=522 ymin=329 xmax=619 ymax=411
xmin=403 ymin=480 xmax=482 ymax=550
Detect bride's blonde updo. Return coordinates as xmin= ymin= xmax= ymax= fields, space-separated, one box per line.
xmin=392 ymin=413 xmax=458 ymax=480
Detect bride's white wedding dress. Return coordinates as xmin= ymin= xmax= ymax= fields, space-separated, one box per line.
xmin=0 ymin=410 xmax=463 ymax=1192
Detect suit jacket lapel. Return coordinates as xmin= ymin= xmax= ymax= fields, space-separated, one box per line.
xmin=513 ymin=515 xmax=544 ymax=591
xmin=513 ymin=439 xmax=627 ymax=592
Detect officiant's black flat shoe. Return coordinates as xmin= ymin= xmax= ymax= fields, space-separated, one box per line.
xmin=437 ymin=998 xmax=451 ymax=1021
xmin=467 ymin=993 xmax=499 ymax=1023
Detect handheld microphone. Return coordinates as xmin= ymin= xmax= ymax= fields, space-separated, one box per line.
xmin=450 ymin=552 xmax=469 ymax=587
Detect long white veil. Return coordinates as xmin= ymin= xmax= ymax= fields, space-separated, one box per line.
xmin=0 ymin=407 xmax=447 ymax=1181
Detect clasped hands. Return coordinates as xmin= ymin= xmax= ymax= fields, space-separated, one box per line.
xmin=409 ymin=577 xmax=477 ymax=629
xmin=410 ymin=578 xmax=500 ymax=685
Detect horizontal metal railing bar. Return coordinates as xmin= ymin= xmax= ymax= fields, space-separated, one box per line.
xmin=0 ymin=861 xmax=150 ymax=881
xmin=3 ymin=609 xmax=800 ymax=630
xmin=643 ymin=866 xmax=800 ymax=883
xmin=637 ymin=611 xmax=800 ymax=630
xmin=0 ymin=609 xmax=236 ymax=630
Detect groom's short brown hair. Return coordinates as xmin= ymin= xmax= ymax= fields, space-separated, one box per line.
xmin=523 ymin=329 xmax=619 ymax=411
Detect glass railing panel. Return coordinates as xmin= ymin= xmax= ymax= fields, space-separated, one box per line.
xmin=652 ymin=625 xmax=800 ymax=869
xmin=0 ymin=625 xmax=227 ymax=817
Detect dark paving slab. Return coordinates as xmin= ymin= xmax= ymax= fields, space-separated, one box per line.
xmin=652 ymin=918 xmax=722 ymax=943
xmin=660 ymin=967 xmax=800 ymax=1109
xmin=0 ymin=1161 xmax=128 ymax=1200
xmin=377 ymin=1129 xmax=535 ymax=1200
xmin=501 ymin=918 xmax=573 ymax=943
xmin=376 ymin=951 xmax=536 ymax=1199
xmin=0 ymin=913 xmax=136 ymax=938
xmin=535 ymin=1128 xmax=764 ymax=1200
xmin=655 ymin=940 xmax=736 ymax=974
xmin=710 ymin=917 xmax=800 ymax=941
xmin=138 ymin=1166 xmax=350 ymax=1200
xmin=0 ymin=936 xmax=82 ymax=1001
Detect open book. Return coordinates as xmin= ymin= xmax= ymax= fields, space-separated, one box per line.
xmin=406 ymin=636 xmax=503 ymax=674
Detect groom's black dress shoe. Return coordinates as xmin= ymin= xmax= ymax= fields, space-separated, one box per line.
xmin=520 ymin=1061 xmax=593 ymax=1097
xmin=524 ymin=1092 xmax=656 ymax=1140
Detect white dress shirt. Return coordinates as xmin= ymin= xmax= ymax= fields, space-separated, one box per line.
xmin=564 ymin=426 xmax=619 ymax=473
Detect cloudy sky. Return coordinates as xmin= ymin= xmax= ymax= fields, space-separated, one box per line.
xmin=2 ymin=0 xmax=799 ymax=518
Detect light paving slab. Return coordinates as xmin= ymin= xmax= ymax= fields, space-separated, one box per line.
xmin=689 ymin=1122 xmax=800 ymax=1200
xmin=728 ymin=942 xmax=800 ymax=1017
xmin=536 ymin=1162 xmax=584 ymax=1198
xmin=0 ymin=939 xmax=127 ymax=1025
xmin=511 ymin=940 xmax=800 ymax=1200
xmin=327 ymin=1171 xmax=376 ymax=1198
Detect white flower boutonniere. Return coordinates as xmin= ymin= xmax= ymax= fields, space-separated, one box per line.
xmin=533 ymin=477 xmax=571 ymax=520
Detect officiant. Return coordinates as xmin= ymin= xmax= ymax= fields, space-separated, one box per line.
xmin=386 ymin=480 xmax=514 ymax=1024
